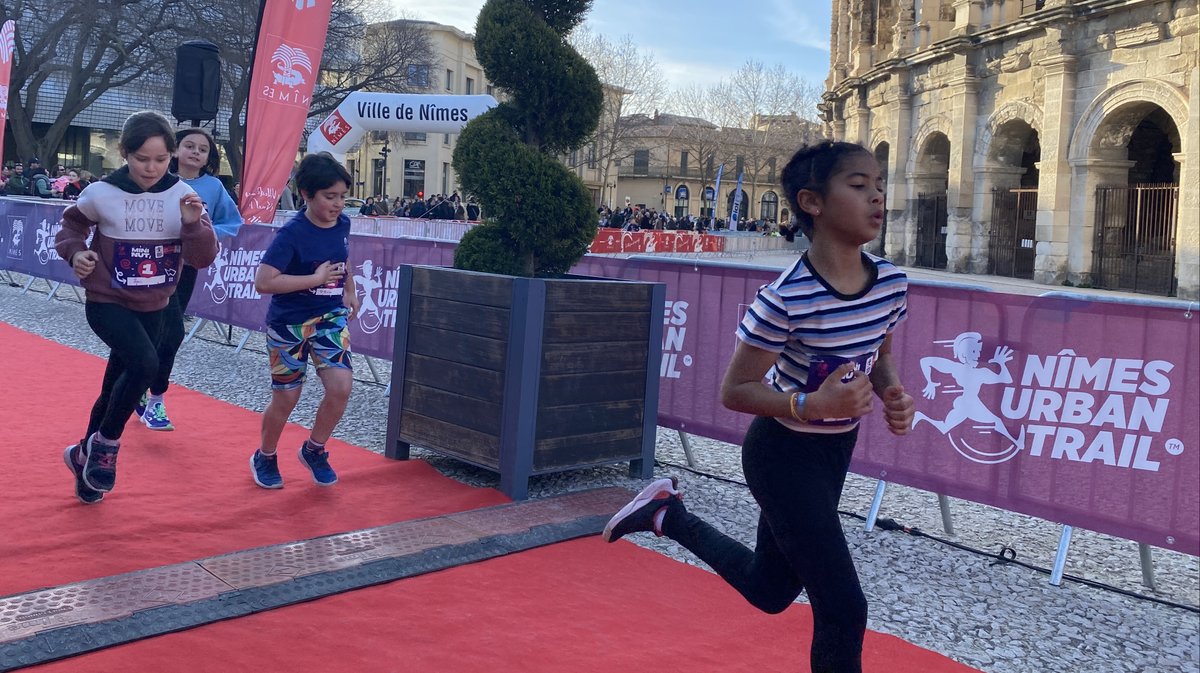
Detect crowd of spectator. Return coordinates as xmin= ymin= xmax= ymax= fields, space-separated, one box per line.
xmin=597 ymin=204 xmax=801 ymax=240
xmin=0 ymin=158 xmax=101 ymax=200
xmin=356 ymin=192 xmax=481 ymax=221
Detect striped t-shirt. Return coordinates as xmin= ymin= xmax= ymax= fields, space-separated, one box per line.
xmin=737 ymin=251 xmax=908 ymax=433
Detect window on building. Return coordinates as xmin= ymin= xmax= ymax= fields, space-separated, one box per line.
xmin=633 ymin=149 xmax=650 ymax=173
xmin=486 ymin=84 xmax=495 ymax=96
xmin=674 ymin=184 xmax=690 ymax=219
xmin=444 ymin=133 xmax=452 ymax=146
xmin=587 ymin=144 xmax=597 ymax=169
xmin=403 ymin=132 xmax=427 ymax=143
xmin=442 ymin=162 xmax=450 ymax=194
xmin=407 ymin=64 xmax=430 ymax=89
xmin=465 ymin=77 xmax=474 ymax=95
xmin=760 ymin=191 xmax=779 ymax=221
xmin=767 ymin=157 xmax=777 ymax=184
xmin=403 ymin=159 xmax=425 ymax=199
xmin=347 ymin=158 xmax=358 ymax=196
xmin=569 ymin=149 xmax=578 ymax=167
xmin=680 ymin=151 xmax=689 ymax=173
xmin=735 ymin=156 xmax=745 ymax=175
xmin=445 ymin=68 xmax=454 ymax=91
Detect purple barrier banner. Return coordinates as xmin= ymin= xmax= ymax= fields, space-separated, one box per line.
xmin=0 ymin=198 xmax=82 ymax=284
xmin=187 ymin=226 xmax=455 ymax=358
xmin=577 ymin=256 xmax=1199 ymax=555
xmin=4 ymin=198 xmax=1196 ymax=555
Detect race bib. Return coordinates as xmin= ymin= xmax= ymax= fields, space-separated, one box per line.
xmin=111 ymin=240 xmax=182 ymax=289
xmin=804 ymin=352 xmax=877 ymax=426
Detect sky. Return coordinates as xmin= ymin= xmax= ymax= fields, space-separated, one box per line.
xmin=388 ymin=0 xmax=832 ymax=92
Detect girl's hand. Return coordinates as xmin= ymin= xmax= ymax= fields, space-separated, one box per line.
xmin=180 ymin=194 xmax=205 ymax=225
xmin=882 ymin=385 xmax=915 ymax=436
xmin=808 ymin=362 xmax=874 ymax=419
xmin=71 ymin=250 xmax=99 ymax=280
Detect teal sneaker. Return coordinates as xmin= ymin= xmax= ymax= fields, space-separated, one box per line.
xmin=140 ymin=400 xmax=175 ymax=431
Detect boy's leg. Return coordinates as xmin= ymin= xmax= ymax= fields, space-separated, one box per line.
xmin=260 ymin=387 xmax=303 ymax=454
xmin=310 ymin=366 xmax=352 ymax=444
xmin=298 ymin=311 xmax=352 ymax=485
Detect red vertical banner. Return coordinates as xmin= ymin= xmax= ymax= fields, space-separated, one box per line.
xmin=239 ymin=0 xmax=333 ymax=224
xmin=0 ymin=20 xmax=16 ymax=170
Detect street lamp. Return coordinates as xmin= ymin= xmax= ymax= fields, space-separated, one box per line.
xmin=379 ymin=138 xmax=392 ymax=199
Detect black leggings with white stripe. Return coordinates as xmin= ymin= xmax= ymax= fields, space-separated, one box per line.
xmin=662 ymin=418 xmax=866 ymax=673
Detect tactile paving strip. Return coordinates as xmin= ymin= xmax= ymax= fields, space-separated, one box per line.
xmin=0 ymin=487 xmax=632 ymax=671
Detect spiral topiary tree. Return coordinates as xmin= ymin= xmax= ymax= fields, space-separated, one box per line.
xmin=452 ymin=0 xmax=604 ymax=277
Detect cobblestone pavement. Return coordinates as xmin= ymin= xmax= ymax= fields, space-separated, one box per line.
xmin=2 ymin=275 xmax=1197 ymax=673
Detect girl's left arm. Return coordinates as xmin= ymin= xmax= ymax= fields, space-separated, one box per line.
xmin=869 ymin=333 xmax=915 ymax=435
xmin=210 ymin=185 xmax=245 ymax=239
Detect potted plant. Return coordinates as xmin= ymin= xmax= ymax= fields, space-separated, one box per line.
xmin=383 ymin=0 xmax=665 ymax=499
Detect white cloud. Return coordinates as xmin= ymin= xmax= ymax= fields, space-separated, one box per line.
xmin=766 ymin=0 xmax=832 ymax=52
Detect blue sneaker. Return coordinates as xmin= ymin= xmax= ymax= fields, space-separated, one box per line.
xmin=81 ymin=433 xmax=119 ymax=493
xmin=63 ymin=442 xmax=104 ymax=504
xmin=298 ymin=444 xmax=337 ymax=486
xmin=251 ymin=450 xmax=284 ymax=489
xmin=134 ymin=392 xmax=148 ymax=419
xmin=140 ymin=400 xmax=175 ymax=431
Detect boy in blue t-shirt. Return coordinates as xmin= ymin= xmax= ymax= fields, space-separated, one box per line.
xmin=250 ymin=153 xmax=360 ymax=489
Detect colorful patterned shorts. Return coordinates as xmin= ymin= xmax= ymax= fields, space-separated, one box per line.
xmin=266 ymin=308 xmax=352 ymax=390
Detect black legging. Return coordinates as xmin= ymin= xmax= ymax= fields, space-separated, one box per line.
xmin=149 ymin=265 xmax=198 ymax=395
xmin=662 ymin=417 xmax=867 ymax=673
xmin=84 ymin=301 xmax=166 ymax=440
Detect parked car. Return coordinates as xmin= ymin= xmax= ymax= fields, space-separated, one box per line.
xmin=343 ymin=197 xmax=365 ymax=217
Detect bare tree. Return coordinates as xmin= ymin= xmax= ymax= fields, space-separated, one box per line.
xmin=665 ymin=81 xmax=742 ymax=219
xmin=1 ymin=0 xmax=188 ymax=167
xmin=726 ymin=61 xmax=822 ymax=218
xmin=569 ymin=27 xmax=667 ymax=206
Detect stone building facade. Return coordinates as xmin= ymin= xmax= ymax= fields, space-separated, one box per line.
xmin=822 ymin=0 xmax=1198 ymax=299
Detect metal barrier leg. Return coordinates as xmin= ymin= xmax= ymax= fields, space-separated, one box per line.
xmin=183 ymin=319 xmax=206 ymax=345
xmin=677 ymin=429 xmax=697 ymax=468
xmin=233 ymin=330 xmax=252 ymax=355
xmin=21 ymin=276 xmax=35 ymax=294
xmin=70 ymin=285 xmax=83 ymax=302
xmin=364 ymin=355 xmax=383 ymax=384
xmin=864 ymin=479 xmax=888 ymax=532
xmin=1050 ymin=525 xmax=1074 ymax=586
xmin=46 ymin=281 xmax=62 ymax=301
xmin=937 ymin=493 xmax=955 ymax=536
xmin=1138 ymin=543 xmax=1156 ymax=590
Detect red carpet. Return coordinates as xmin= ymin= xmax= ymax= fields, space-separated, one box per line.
xmin=2 ymin=321 xmax=980 ymax=672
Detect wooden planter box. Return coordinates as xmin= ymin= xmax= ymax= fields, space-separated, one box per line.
xmin=383 ymin=265 xmax=665 ymax=499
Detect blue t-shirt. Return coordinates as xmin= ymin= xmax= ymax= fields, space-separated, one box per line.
xmin=185 ymin=174 xmax=243 ymax=239
xmin=261 ymin=210 xmax=351 ymax=326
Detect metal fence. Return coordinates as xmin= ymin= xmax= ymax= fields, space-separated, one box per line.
xmin=988 ymin=188 xmax=1037 ymax=279
xmin=1092 ymin=184 xmax=1179 ymax=297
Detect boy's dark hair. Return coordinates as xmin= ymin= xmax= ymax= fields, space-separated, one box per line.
xmin=169 ymin=127 xmax=221 ymax=175
xmin=120 ymin=111 xmax=177 ymax=155
xmin=295 ymin=152 xmax=352 ymax=197
xmin=780 ymin=140 xmax=872 ymax=240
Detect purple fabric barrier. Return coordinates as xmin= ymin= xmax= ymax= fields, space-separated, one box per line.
xmin=0 ymin=198 xmax=82 ymax=284
xmin=187 ymin=226 xmax=455 ymax=358
xmin=4 ymin=198 xmax=1196 ymax=554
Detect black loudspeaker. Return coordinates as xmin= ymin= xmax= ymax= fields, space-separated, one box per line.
xmin=172 ymin=41 xmax=222 ymax=123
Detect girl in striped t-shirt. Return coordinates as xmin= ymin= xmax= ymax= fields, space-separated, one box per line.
xmin=605 ymin=142 xmax=915 ymax=673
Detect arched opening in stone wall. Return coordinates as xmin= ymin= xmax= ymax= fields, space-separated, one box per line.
xmin=985 ymin=119 xmax=1041 ymax=279
xmin=1090 ymin=103 xmax=1181 ymax=296
xmin=873 ymin=141 xmax=891 ymax=255
xmin=913 ymin=132 xmax=950 ymax=269
xmin=760 ymin=191 xmax=779 ymax=223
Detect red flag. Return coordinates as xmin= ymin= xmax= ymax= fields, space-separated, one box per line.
xmin=239 ymin=0 xmax=333 ymax=224
xmin=0 ymin=20 xmax=16 ymax=170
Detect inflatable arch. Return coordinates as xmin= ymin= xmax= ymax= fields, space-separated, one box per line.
xmin=306 ymin=92 xmax=498 ymax=161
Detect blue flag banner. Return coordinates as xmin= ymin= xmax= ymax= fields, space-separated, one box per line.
xmin=713 ymin=164 xmax=724 ymax=219
xmin=729 ymin=172 xmax=745 ymax=224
